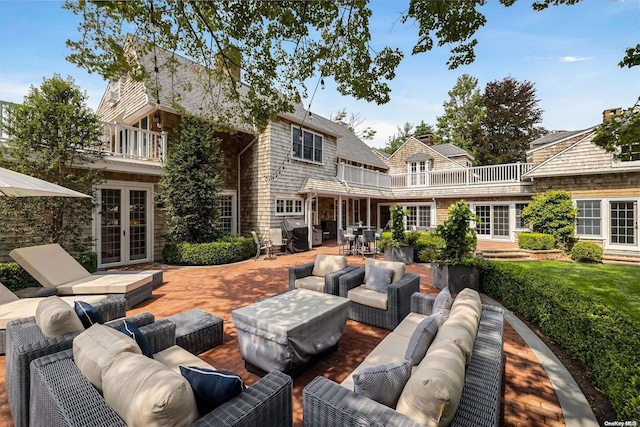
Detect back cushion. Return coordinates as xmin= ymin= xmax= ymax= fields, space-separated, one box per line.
xmin=35 ymin=296 xmax=84 ymax=338
xmin=74 ymin=324 xmax=142 ymax=392
xmin=0 ymin=281 xmax=19 ymax=304
xmin=449 ymin=288 xmax=482 ymax=320
xmin=396 ymin=338 xmax=467 ymax=426
xmin=103 ymin=352 xmax=198 ymax=427
xmin=9 ymin=244 xmax=90 ymax=287
xmin=312 ymin=255 xmax=347 ymax=277
xmin=364 ymin=258 xmax=405 ymax=284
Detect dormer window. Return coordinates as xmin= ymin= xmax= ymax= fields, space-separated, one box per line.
xmin=406 ymin=152 xmax=432 ymax=186
xmin=620 ymin=142 xmax=640 ymax=162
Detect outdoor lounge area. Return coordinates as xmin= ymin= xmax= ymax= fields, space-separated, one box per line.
xmin=0 ymin=242 xmax=576 ymax=427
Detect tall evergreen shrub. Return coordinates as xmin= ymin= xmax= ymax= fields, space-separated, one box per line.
xmin=521 ymin=189 xmax=578 ymax=250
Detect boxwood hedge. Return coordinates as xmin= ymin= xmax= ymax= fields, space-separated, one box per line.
xmin=0 ymin=251 xmax=97 ymax=292
xmin=517 ymin=232 xmax=556 ymax=250
xmin=162 ymin=237 xmax=255 ymax=265
xmin=571 ymin=241 xmax=604 ymax=263
xmin=480 ymin=261 xmax=640 ymax=420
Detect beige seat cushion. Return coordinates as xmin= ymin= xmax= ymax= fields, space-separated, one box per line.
xmin=102 ymin=351 xmax=198 ymax=427
xmin=56 ymin=273 xmax=152 ymax=295
xmin=393 ymin=312 xmax=428 ymax=339
xmin=73 ymin=323 xmax=142 ymax=392
xmin=341 ymin=332 xmax=411 ymax=390
xmin=364 ymin=258 xmax=405 ymax=284
xmin=9 ymin=244 xmax=91 ymax=288
xmin=154 ymin=345 xmax=216 ymax=374
xmin=0 ymin=282 xmax=19 ymax=305
xmin=396 ymin=338 xmax=467 ymax=425
xmin=0 ymin=295 xmax=107 ymax=329
xmin=294 ymin=276 xmax=325 ymax=293
xmin=35 ymin=296 xmax=84 ymax=338
xmin=347 ymin=285 xmax=388 ymax=310
xmin=311 ymin=255 xmax=347 ymax=277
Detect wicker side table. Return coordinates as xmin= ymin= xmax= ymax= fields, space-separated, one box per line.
xmin=165 ymin=308 xmax=224 ymax=355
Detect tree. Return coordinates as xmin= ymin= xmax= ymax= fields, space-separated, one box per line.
xmin=473 ymin=76 xmax=546 ymax=165
xmin=62 ymin=0 xmax=630 ymax=132
xmin=435 ymin=74 xmax=484 ymax=153
xmin=0 ymin=75 xmax=102 ymax=253
xmin=521 ymin=189 xmax=578 ymax=250
xmin=160 ymin=115 xmax=226 ymax=244
xmin=328 ymin=108 xmax=376 ymax=140
xmin=592 ymin=106 xmax=640 ymax=161
xmin=381 ymin=121 xmax=434 ymax=154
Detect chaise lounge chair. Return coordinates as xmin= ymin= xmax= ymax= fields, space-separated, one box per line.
xmin=9 ymin=244 xmax=160 ymax=309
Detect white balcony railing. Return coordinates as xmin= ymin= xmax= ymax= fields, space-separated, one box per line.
xmin=338 ymin=162 xmax=534 ymax=190
xmin=0 ymin=100 xmax=166 ymax=162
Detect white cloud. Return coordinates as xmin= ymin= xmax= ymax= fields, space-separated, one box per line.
xmin=560 ymin=56 xmax=593 ymax=62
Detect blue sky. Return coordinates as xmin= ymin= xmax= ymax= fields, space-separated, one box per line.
xmin=0 ymin=0 xmax=638 ymax=149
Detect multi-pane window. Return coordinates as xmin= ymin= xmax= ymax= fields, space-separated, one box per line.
xmin=515 ymin=203 xmax=529 ymax=229
xmin=406 ymin=205 xmax=431 ymax=229
xmin=276 ymin=198 xmax=303 ymax=215
xmin=493 ymin=206 xmax=510 ymax=237
xmin=409 ymin=161 xmax=427 ymax=186
xmin=610 ymin=201 xmax=636 ymax=244
xmin=219 ymin=195 xmax=234 ymax=233
xmin=576 ymin=200 xmax=601 ymax=236
xmin=292 ymin=126 xmax=323 ymax=163
xmin=475 ymin=205 xmax=491 ymax=235
xmin=620 ymin=142 xmax=640 ymax=162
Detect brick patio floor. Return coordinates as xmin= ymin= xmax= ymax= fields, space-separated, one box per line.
xmin=0 ymin=241 xmax=565 ymax=427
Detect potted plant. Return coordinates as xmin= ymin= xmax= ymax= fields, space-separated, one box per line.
xmin=382 ymin=204 xmax=414 ymax=264
xmin=431 ymin=200 xmax=480 ymax=293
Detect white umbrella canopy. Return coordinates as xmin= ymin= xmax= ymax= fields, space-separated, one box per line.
xmin=0 ymin=167 xmax=91 ymax=198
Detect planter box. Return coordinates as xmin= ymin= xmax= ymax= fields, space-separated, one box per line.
xmin=384 ymin=246 xmax=414 ymax=265
xmin=431 ymin=263 xmax=479 ymax=294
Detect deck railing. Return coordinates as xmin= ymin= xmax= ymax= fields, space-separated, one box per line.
xmin=338 ymin=162 xmax=534 ymax=190
xmin=0 ymin=100 xmax=166 ymax=162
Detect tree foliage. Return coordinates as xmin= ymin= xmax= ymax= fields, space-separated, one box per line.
xmin=61 ymin=0 xmax=630 ymax=132
xmin=435 ymin=74 xmax=484 ymax=154
xmin=328 ymin=108 xmax=376 ymax=140
xmin=473 ymin=76 xmax=546 ymax=165
xmin=433 ymin=200 xmax=478 ymax=265
xmin=0 ymin=75 xmax=102 ymax=253
xmin=381 ymin=121 xmax=434 ymax=154
xmin=592 ymin=107 xmax=640 ymax=161
xmin=521 ymin=189 xmax=578 ymax=250
xmin=160 ymin=115 xmax=226 ymax=244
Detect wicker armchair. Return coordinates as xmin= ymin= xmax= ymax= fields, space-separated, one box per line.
xmin=29 ymin=319 xmax=294 ymax=427
xmin=303 ymin=293 xmax=505 ymax=427
xmin=4 ymin=297 xmax=149 ymax=427
xmin=338 ymin=259 xmax=420 ymax=330
xmin=288 ymin=254 xmax=358 ymax=295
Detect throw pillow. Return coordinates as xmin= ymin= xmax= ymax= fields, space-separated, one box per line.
xmin=121 ymin=320 xmax=153 ymax=358
xmin=405 ymin=313 xmax=443 ymax=365
xmin=433 ymin=286 xmax=453 ymax=319
xmin=74 ymin=300 xmax=105 ymax=329
xmin=179 ymin=365 xmax=247 ymax=416
xmin=364 ymin=265 xmax=394 ymax=293
xmin=353 ymin=359 xmax=412 ymax=408
xmin=35 ymin=296 xmax=85 ymax=338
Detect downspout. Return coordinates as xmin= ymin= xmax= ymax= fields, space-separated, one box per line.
xmin=238 ymin=135 xmax=259 ymax=236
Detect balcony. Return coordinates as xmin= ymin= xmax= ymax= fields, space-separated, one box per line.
xmin=0 ymin=100 xmax=166 ymax=162
xmin=337 ymin=162 xmax=534 ymax=190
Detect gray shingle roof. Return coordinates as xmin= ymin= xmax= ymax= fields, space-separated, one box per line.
xmin=529 ymin=129 xmax=594 ymax=149
xmin=405 ymin=152 xmax=433 ymax=162
xmin=430 ymin=143 xmax=472 ymax=158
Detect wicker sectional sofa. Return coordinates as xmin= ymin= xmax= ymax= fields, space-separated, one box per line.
xmin=28 ymin=318 xmax=294 ymax=427
xmin=303 ymin=291 xmax=505 ymax=427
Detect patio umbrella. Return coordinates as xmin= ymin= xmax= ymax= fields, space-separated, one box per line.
xmin=0 ymin=167 xmax=91 ymax=198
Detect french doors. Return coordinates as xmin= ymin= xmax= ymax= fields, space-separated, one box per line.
xmin=609 ymin=201 xmax=637 ymax=249
xmin=96 ymin=183 xmax=153 ymax=268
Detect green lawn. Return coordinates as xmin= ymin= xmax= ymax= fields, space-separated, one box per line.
xmin=513 ymin=261 xmax=640 ymax=322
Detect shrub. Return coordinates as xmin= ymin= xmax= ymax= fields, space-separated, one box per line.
xmin=162 ymin=237 xmax=255 ymax=265
xmin=0 ymin=251 xmax=97 ymax=292
xmin=389 ymin=205 xmax=410 ymax=244
xmin=415 ymin=233 xmax=445 ymax=262
xmin=571 ymin=241 xmax=603 ymax=263
xmin=433 ymin=200 xmax=478 ymax=264
xmin=521 ymin=189 xmax=578 ymax=250
xmin=517 ymin=232 xmax=556 ymax=250
xmin=480 ymin=261 xmax=640 ymax=420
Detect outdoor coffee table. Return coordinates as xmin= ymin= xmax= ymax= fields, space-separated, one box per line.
xmin=231 ymin=288 xmax=350 ymax=376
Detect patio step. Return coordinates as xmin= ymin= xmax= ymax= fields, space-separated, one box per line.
xmin=476 ymin=249 xmax=531 ymax=260
xmin=602 ymin=252 xmax=640 ymax=265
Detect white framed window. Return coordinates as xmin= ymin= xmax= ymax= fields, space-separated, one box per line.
xmin=219 ymin=194 xmax=235 ymax=233
xmin=409 ymin=161 xmax=427 ymax=186
xmin=515 ymin=203 xmax=529 ymax=229
xmin=275 ymin=198 xmax=303 ymax=216
xmin=291 ymin=126 xmax=323 ymax=164
xmin=576 ymin=200 xmax=601 ymax=236
xmin=620 ymin=142 xmax=640 ymax=162
xmin=353 ymin=199 xmax=360 ymax=224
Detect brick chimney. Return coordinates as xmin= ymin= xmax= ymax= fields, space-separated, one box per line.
xmin=417 ymin=134 xmax=434 ymax=146
xmin=603 ymin=107 xmax=622 ymax=122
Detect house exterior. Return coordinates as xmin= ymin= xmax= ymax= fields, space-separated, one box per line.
xmin=2 ymin=40 xmax=638 ymax=265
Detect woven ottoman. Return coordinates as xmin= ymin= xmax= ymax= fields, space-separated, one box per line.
xmin=165 ymin=308 xmax=224 ymax=355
